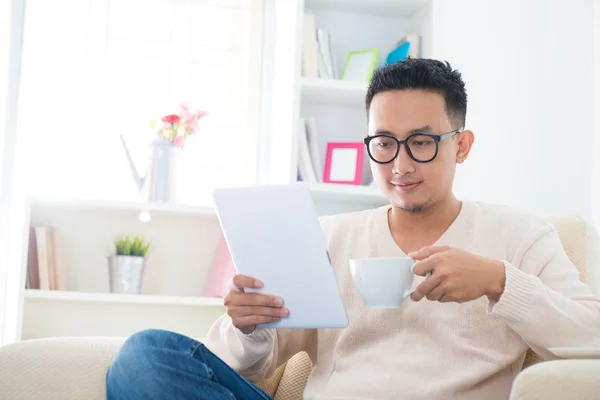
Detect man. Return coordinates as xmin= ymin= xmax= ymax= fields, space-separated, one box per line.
xmin=106 ymin=59 xmax=600 ymax=400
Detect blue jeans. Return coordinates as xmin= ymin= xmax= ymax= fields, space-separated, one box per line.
xmin=106 ymin=329 xmax=274 ymax=400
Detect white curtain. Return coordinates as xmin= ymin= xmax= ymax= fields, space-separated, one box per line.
xmin=0 ymin=0 xmax=11 ymax=346
xmin=0 ymin=0 xmax=9 ymax=165
xmin=1 ymin=0 xmax=27 ymax=346
xmin=16 ymin=0 xmax=263 ymax=205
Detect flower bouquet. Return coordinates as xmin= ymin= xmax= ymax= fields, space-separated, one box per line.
xmin=150 ymin=103 xmax=208 ymax=148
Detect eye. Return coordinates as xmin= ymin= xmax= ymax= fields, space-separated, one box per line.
xmin=409 ymin=135 xmax=435 ymax=148
xmin=372 ymin=137 xmax=396 ymax=148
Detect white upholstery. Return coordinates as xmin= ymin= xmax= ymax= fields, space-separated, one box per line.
xmin=0 ymin=337 xmax=124 ymax=400
xmin=510 ymin=360 xmax=600 ymax=400
xmin=0 ymin=215 xmax=599 ymax=400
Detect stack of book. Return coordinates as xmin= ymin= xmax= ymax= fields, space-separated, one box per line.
xmin=26 ymin=226 xmax=60 ymax=290
xmin=297 ymin=117 xmax=322 ymax=183
xmin=302 ymin=13 xmax=337 ymax=79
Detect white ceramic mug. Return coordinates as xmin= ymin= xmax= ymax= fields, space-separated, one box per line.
xmin=349 ymin=257 xmax=417 ymax=308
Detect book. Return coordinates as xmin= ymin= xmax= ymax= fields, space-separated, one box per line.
xmin=317 ymin=29 xmax=336 ymax=79
xmin=26 ymin=227 xmax=40 ymax=289
xmin=297 ymin=118 xmax=318 ymax=182
xmin=26 ymin=226 xmax=59 ymax=290
xmin=302 ymin=13 xmax=319 ymax=78
xmin=398 ymin=34 xmax=421 ymax=58
xmin=305 ymin=117 xmax=323 ymax=181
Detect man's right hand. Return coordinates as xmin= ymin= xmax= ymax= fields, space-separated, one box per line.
xmin=224 ymin=274 xmax=288 ymax=335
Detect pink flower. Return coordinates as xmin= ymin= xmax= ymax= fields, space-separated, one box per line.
xmin=173 ymin=135 xmax=186 ymax=148
xmin=183 ymin=119 xmax=199 ymax=133
xmin=180 ymin=103 xmax=193 ymax=121
xmin=162 ymin=114 xmax=180 ymax=125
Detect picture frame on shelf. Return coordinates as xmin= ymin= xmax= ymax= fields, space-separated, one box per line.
xmin=341 ymin=49 xmax=379 ymax=83
xmin=323 ymin=142 xmax=364 ymax=185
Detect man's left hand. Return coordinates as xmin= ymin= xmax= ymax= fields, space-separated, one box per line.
xmin=409 ymin=246 xmax=506 ymax=303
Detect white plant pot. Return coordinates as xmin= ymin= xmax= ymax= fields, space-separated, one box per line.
xmin=107 ymin=255 xmax=146 ymax=294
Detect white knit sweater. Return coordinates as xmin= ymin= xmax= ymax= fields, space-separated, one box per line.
xmin=204 ymin=201 xmax=600 ymax=400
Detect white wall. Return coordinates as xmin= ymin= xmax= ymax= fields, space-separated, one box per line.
xmin=592 ymin=0 xmax=600 ymax=229
xmin=431 ymin=0 xmax=594 ymax=218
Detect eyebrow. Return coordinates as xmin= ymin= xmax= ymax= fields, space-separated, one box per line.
xmin=373 ymin=125 xmax=434 ymax=137
xmin=408 ymin=125 xmax=433 ymax=134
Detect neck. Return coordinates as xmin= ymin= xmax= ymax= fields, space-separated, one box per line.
xmin=388 ymin=195 xmax=462 ymax=238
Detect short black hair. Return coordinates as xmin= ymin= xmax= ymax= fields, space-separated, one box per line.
xmin=365 ymin=58 xmax=467 ymax=129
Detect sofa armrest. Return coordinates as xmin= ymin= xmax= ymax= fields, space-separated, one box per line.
xmin=0 ymin=337 xmax=124 ymax=400
xmin=510 ymin=359 xmax=600 ymax=400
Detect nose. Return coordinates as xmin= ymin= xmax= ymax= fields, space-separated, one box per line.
xmin=392 ymin=143 xmax=416 ymax=175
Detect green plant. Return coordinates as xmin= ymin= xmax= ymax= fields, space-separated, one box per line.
xmin=114 ymin=234 xmax=151 ymax=257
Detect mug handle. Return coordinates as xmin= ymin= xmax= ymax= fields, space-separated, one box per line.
xmin=407 ymin=259 xmax=430 ymax=297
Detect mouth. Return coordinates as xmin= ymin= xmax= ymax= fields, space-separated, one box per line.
xmin=392 ymin=181 xmax=422 ymax=191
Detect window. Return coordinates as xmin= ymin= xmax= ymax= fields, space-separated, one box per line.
xmin=16 ymin=0 xmax=263 ymax=205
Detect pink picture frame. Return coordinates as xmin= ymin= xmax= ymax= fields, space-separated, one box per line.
xmin=323 ymin=142 xmax=364 ymax=185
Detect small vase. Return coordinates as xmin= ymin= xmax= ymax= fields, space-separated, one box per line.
xmin=107 ymin=255 xmax=146 ymax=294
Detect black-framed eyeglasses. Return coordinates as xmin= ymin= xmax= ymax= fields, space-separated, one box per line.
xmin=363 ymin=129 xmax=461 ymax=164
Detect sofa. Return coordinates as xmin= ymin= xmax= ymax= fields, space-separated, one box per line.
xmin=1 ymin=215 xmax=599 ymax=400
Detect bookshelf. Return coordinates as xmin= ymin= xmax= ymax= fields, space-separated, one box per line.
xmin=264 ymin=0 xmax=433 ymax=189
xmin=18 ymin=183 xmax=386 ymax=339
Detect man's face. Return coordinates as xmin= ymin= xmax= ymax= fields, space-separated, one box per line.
xmin=367 ymin=89 xmax=469 ymax=212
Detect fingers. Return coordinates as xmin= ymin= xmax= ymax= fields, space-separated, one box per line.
xmin=411 ymin=248 xmax=452 ymax=276
xmin=225 ymin=291 xmax=284 ymax=308
xmin=225 ymin=274 xmax=289 ymax=333
xmin=412 ymin=258 xmax=435 ymax=277
xmin=411 ymin=274 xmax=444 ymax=302
xmin=422 ymin=283 xmax=446 ymax=302
xmin=408 ymin=245 xmax=450 ymax=261
xmin=232 ymin=315 xmax=282 ymax=331
xmin=229 ymin=305 xmax=289 ymax=319
xmin=230 ymin=275 xmax=264 ymax=292
xmin=224 ymin=285 xmax=288 ymax=334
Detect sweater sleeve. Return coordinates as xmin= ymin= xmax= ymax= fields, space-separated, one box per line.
xmin=488 ymin=225 xmax=600 ymax=359
xmin=202 ymin=313 xmax=316 ymax=381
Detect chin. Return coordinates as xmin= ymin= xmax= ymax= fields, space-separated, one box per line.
xmin=387 ymin=190 xmax=428 ymax=213
xmin=395 ymin=201 xmax=426 ymax=213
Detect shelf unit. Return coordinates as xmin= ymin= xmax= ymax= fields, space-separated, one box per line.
xmin=19 ymin=180 xmax=387 ymax=340
xmin=264 ymin=0 xmax=433 ymax=189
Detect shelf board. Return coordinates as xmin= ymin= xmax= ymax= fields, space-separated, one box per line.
xmin=29 ymin=196 xmax=217 ymax=217
xmin=305 ymin=0 xmax=429 ymax=18
xmin=300 ymin=77 xmax=367 ymax=107
xmin=24 ymin=289 xmax=225 ymax=307
xmin=306 ymin=182 xmax=388 ymax=205
xmin=28 ymin=184 xmax=387 ymax=216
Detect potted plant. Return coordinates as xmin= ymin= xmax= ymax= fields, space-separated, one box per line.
xmin=107 ymin=234 xmax=151 ymax=294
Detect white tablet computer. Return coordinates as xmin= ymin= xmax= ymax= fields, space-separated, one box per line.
xmin=212 ymin=184 xmax=348 ymax=329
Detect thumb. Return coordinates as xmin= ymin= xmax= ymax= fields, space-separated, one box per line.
xmin=408 ymin=245 xmax=451 ymax=260
xmin=226 ymin=277 xmax=244 ymax=293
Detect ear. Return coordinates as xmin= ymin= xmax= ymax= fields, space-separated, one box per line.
xmin=455 ymin=130 xmax=474 ymax=164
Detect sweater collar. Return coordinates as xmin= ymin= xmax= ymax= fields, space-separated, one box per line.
xmin=375 ymin=200 xmax=477 ymax=256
